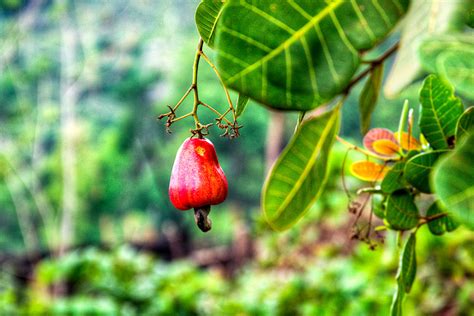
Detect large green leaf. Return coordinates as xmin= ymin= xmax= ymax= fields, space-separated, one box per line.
xmin=404 ymin=150 xmax=447 ymax=193
xmin=419 ymin=35 xmax=474 ymax=100
xmin=432 ymin=134 xmax=474 ymax=230
xmin=456 ymin=106 xmax=474 ymax=141
xmin=359 ymin=64 xmax=383 ymax=135
xmin=195 ymin=0 xmax=225 ymax=48
xmin=419 ymin=75 xmax=464 ymax=150
xmin=214 ymin=0 xmax=409 ymax=111
xmin=386 ymin=191 xmax=419 ymax=230
xmin=263 ymin=107 xmax=340 ymax=231
xmin=384 ymin=0 xmax=468 ymax=96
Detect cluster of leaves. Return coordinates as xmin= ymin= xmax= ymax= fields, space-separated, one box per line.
xmin=348 ymin=74 xmax=473 ymax=314
xmin=350 ymin=75 xmax=472 ymax=233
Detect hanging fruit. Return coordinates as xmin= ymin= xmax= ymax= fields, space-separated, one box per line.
xmin=169 ymin=137 xmax=228 ymax=232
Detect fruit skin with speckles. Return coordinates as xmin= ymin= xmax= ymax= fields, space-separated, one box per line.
xmin=169 ymin=137 xmax=228 ymax=211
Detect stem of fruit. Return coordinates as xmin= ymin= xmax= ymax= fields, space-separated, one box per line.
xmin=194 ymin=205 xmax=212 ymax=232
xmin=200 ymin=51 xmax=237 ymax=122
xmin=200 ymin=101 xmax=233 ymax=125
xmin=191 ymin=39 xmax=204 ymax=132
xmin=159 ymin=38 xmax=242 ymax=138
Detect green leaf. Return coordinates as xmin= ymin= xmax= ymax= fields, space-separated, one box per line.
xmin=381 ymin=161 xmax=407 ymax=194
xmin=426 ymin=203 xmax=445 ymax=235
xmin=404 ymin=150 xmax=447 ymax=193
xmin=456 ymin=106 xmax=474 ymax=141
xmin=399 ymin=233 xmax=417 ymax=293
xmin=359 ymin=64 xmax=383 ymax=135
xmin=390 ymin=284 xmax=404 ymax=316
xmin=263 ymin=107 xmax=340 ymax=231
xmin=432 ymin=134 xmax=474 ymax=230
xmin=419 ymin=74 xmax=464 ymax=149
xmin=235 ymin=93 xmax=250 ymax=118
xmin=214 ymin=0 xmax=409 ymax=111
xmin=391 ymin=233 xmax=417 ymax=316
xmin=426 ymin=202 xmax=460 ymax=236
xmin=384 ymin=0 xmax=468 ymax=96
xmin=445 ymin=213 xmax=460 ymax=232
xmin=419 ymin=35 xmax=474 ymax=100
xmin=195 ymin=0 xmax=225 ymax=48
xmin=386 ymin=191 xmax=419 ymax=230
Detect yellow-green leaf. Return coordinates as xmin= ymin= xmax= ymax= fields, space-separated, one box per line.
xmin=263 ymin=107 xmax=340 ymax=231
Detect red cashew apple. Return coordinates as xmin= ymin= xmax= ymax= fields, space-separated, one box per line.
xmin=169 ymin=137 xmax=228 ymax=232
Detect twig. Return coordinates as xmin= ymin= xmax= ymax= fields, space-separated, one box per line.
xmin=344 ymin=42 xmax=399 ymax=94
xmin=158 ymin=38 xmax=241 ymax=138
xmin=199 ymin=51 xmax=237 ymax=121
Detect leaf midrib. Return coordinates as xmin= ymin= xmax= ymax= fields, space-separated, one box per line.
xmin=226 ymin=0 xmax=344 ymax=84
xmin=208 ymin=3 xmax=224 ymax=45
xmin=269 ymin=110 xmax=338 ymax=221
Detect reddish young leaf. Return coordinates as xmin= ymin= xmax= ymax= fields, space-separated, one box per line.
xmin=363 ymin=128 xmax=398 ymax=156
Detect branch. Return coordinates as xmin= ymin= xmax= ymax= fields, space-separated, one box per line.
xmin=344 ymin=42 xmax=399 ymax=94
xmin=417 ymin=212 xmax=449 ymax=228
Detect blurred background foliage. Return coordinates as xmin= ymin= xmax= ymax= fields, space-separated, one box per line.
xmin=0 ymin=1 xmax=472 ymax=315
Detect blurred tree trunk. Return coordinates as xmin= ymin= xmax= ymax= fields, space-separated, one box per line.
xmin=265 ymin=111 xmax=285 ymax=173
xmin=58 ymin=10 xmax=80 ymax=257
xmin=4 ymin=167 xmax=38 ymax=252
xmin=33 ymin=79 xmax=56 ymax=251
